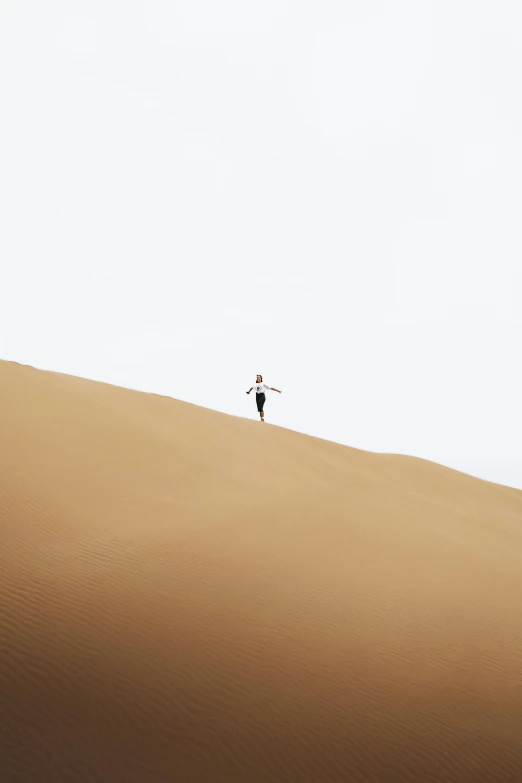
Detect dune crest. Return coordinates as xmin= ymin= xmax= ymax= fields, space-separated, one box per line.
xmin=1 ymin=360 xmax=521 ymax=782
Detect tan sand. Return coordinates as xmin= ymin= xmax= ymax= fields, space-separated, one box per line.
xmin=1 ymin=360 xmax=521 ymax=782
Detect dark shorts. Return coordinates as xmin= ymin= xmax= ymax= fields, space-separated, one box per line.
xmin=256 ymin=392 xmax=266 ymax=412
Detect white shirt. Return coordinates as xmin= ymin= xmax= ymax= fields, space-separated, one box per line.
xmin=254 ymin=382 xmax=270 ymax=394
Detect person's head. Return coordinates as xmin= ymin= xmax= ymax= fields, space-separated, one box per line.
xmin=256 ymin=375 xmax=262 ymax=383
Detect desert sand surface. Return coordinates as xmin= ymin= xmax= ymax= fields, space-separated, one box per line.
xmin=1 ymin=360 xmax=522 ymax=783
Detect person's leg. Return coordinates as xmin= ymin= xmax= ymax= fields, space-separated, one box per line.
xmin=257 ymin=393 xmax=266 ymax=421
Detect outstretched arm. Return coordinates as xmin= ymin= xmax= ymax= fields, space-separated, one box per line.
xmin=246 ymin=387 xmax=254 ymax=394
xmin=269 ymin=387 xmax=282 ymax=393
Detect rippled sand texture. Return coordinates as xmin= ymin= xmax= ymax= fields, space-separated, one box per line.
xmin=1 ymin=361 xmax=522 ymax=782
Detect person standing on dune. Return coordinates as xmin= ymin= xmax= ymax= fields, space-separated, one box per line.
xmin=246 ymin=375 xmax=281 ymax=422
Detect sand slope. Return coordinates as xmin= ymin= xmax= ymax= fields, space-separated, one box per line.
xmin=1 ymin=361 xmax=521 ymax=783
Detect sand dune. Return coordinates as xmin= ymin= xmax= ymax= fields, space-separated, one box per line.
xmin=1 ymin=361 xmax=521 ymax=782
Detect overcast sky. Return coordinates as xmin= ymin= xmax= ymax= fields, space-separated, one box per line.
xmin=1 ymin=0 xmax=521 ymax=489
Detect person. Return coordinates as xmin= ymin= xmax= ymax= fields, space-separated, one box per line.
xmin=246 ymin=375 xmax=281 ymax=421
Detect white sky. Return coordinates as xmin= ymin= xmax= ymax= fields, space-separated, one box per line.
xmin=1 ymin=0 xmax=521 ymax=489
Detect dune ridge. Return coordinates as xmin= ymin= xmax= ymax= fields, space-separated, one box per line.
xmin=1 ymin=360 xmax=521 ymax=782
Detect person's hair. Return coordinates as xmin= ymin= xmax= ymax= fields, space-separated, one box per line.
xmin=257 ymin=374 xmax=263 ymax=381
